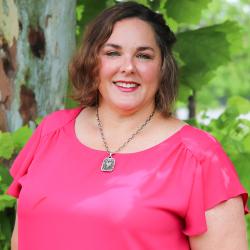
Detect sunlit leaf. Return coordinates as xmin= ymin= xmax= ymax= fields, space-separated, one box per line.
xmin=0 ymin=195 xmax=15 ymax=211
xmin=0 ymin=132 xmax=14 ymax=160
xmin=11 ymin=126 xmax=33 ymax=152
xmin=242 ymin=134 xmax=250 ymax=153
xmin=228 ymin=96 xmax=250 ymax=115
xmin=165 ymin=0 xmax=211 ymax=24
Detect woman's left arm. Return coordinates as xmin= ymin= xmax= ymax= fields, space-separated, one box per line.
xmin=189 ymin=196 xmax=248 ymax=250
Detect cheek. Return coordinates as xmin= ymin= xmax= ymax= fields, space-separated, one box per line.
xmin=99 ymin=59 xmax=118 ymax=78
xmin=140 ymin=63 xmax=161 ymax=83
xmin=99 ymin=59 xmax=108 ymax=76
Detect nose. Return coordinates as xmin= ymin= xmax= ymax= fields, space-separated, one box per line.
xmin=120 ymin=55 xmax=135 ymax=74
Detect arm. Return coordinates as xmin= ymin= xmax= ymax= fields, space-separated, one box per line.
xmin=189 ymin=196 xmax=248 ymax=250
xmin=11 ymin=201 xmax=18 ymax=250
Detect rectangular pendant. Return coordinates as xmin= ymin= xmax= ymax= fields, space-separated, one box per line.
xmin=101 ymin=156 xmax=115 ymax=172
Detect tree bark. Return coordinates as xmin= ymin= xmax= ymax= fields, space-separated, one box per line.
xmin=188 ymin=90 xmax=196 ymax=119
xmin=0 ymin=0 xmax=18 ymax=131
xmin=5 ymin=0 xmax=76 ymax=131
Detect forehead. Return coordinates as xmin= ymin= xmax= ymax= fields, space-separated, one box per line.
xmin=105 ymin=18 xmax=159 ymax=49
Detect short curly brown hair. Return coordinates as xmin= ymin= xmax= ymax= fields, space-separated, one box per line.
xmin=69 ymin=1 xmax=178 ymax=116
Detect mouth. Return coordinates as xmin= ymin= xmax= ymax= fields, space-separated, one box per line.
xmin=113 ymin=80 xmax=140 ymax=89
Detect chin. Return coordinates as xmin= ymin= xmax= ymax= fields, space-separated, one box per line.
xmin=113 ymin=102 xmax=141 ymax=112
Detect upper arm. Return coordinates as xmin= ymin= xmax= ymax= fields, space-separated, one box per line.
xmin=189 ymin=196 xmax=248 ymax=250
xmin=11 ymin=202 xmax=18 ymax=250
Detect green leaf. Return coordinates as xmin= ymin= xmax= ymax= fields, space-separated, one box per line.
xmin=0 ymin=132 xmax=14 ymax=160
xmin=242 ymin=134 xmax=250 ymax=153
xmin=0 ymin=164 xmax=12 ymax=191
xmin=177 ymin=84 xmax=192 ymax=103
xmin=11 ymin=125 xmax=33 ymax=152
xmin=147 ymin=0 xmax=161 ymax=11
xmin=210 ymin=20 xmax=244 ymax=56
xmin=165 ymin=0 xmax=211 ymax=24
xmin=0 ymin=210 xmax=14 ymax=250
xmin=148 ymin=0 xmax=178 ymax=32
xmin=227 ymin=96 xmax=250 ymax=115
xmin=76 ymin=4 xmax=84 ymax=22
xmin=0 ymin=195 xmax=16 ymax=211
xmin=35 ymin=117 xmax=43 ymax=125
xmin=76 ymin=0 xmax=107 ymax=43
xmin=175 ymin=21 xmax=243 ymax=92
xmin=231 ymin=153 xmax=250 ymax=193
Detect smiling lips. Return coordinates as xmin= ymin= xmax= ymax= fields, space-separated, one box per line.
xmin=113 ymin=80 xmax=140 ymax=92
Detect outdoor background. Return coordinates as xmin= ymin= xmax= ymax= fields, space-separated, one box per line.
xmin=0 ymin=0 xmax=249 ymax=249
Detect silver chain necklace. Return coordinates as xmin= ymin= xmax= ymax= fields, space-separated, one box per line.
xmin=96 ymin=107 xmax=156 ymax=172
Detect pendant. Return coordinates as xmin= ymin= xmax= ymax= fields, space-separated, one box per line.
xmin=101 ymin=153 xmax=115 ymax=172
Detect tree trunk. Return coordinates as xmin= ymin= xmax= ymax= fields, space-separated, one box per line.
xmin=0 ymin=0 xmax=18 ymax=131
xmin=5 ymin=0 xmax=76 ymax=131
xmin=188 ymin=90 xmax=196 ymax=119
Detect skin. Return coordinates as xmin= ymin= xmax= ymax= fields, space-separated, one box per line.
xmin=98 ymin=18 xmax=162 ymax=115
xmin=75 ymin=18 xmax=187 ymax=153
xmin=189 ymin=196 xmax=248 ymax=250
xmin=10 ymin=18 xmax=248 ymax=249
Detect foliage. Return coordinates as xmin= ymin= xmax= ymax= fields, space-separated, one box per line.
xmin=188 ymin=96 xmax=250 ymax=246
xmin=189 ymin=96 xmax=250 ymax=196
xmin=0 ymin=165 xmax=14 ymax=250
xmin=196 ymin=0 xmax=250 ymax=110
xmin=175 ymin=21 xmax=243 ymax=101
xmin=0 ymin=123 xmax=35 ymax=250
xmin=0 ymin=210 xmax=12 ymax=250
xmin=76 ymin=0 xmax=109 ymax=43
xmin=165 ymin=0 xmax=211 ymax=25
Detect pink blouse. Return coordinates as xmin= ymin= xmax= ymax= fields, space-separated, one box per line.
xmin=7 ymin=107 xmax=249 ymax=250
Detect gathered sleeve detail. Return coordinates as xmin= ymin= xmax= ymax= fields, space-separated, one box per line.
xmin=5 ymin=108 xmax=81 ymax=199
xmin=182 ymin=140 xmax=249 ymax=236
xmin=6 ymin=118 xmax=46 ymax=198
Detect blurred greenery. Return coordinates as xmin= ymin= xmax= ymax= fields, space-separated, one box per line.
xmin=0 ymin=131 xmax=32 ymax=249
xmin=176 ymin=20 xmax=243 ymax=102
xmin=188 ymin=95 xmax=250 ymax=249
xmin=188 ymin=96 xmax=250 ymax=196
xmin=165 ymin=0 xmax=211 ymax=24
xmin=196 ymin=0 xmax=250 ymax=110
xmin=0 ymin=122 xmax=39 ymax=249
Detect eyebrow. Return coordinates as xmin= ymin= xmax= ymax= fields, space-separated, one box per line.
xmin=104 ymin=43 xmax=155 ymax=52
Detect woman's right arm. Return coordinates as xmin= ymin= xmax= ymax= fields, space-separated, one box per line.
xmin=11 ymin=201 xmax=18 ymax=250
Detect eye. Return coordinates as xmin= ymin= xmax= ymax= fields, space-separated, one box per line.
xmin=105 ymin=51 xmax=120 ymax=57
xmin=136 ymin=53 xmax=152 ymax=60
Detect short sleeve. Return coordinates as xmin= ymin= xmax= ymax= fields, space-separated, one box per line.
xmin=182 ymin=140 xmax=249 ymax=236
xmin=6 ymin=119 xmax=44 ymax=198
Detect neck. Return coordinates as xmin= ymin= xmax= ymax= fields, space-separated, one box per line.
xmin=96 ymin=103 xmax=157 ymax=132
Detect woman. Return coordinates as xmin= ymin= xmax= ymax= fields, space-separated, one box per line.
xmin=7 ymin=2 xmax=249 ymax=250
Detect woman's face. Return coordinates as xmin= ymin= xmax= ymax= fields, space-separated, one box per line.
xmin=98 ymin=18 xmax=162 ymax=112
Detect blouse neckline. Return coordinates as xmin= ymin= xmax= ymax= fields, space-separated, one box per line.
xmin=70 ymin=107 xmax=190 ymax=156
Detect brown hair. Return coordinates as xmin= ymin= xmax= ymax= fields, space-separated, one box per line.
xmin=69 ymin=1 xmax=178 ymax=116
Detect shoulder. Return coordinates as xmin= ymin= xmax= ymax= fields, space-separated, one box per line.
xmin=179 ymin=125 xmax=221 ymax=161
xmin=39 ymin=107 xmax=82 ymax=136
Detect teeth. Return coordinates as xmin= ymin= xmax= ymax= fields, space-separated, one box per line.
xmin=114 ymin=82 xmax=138 ymax=88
